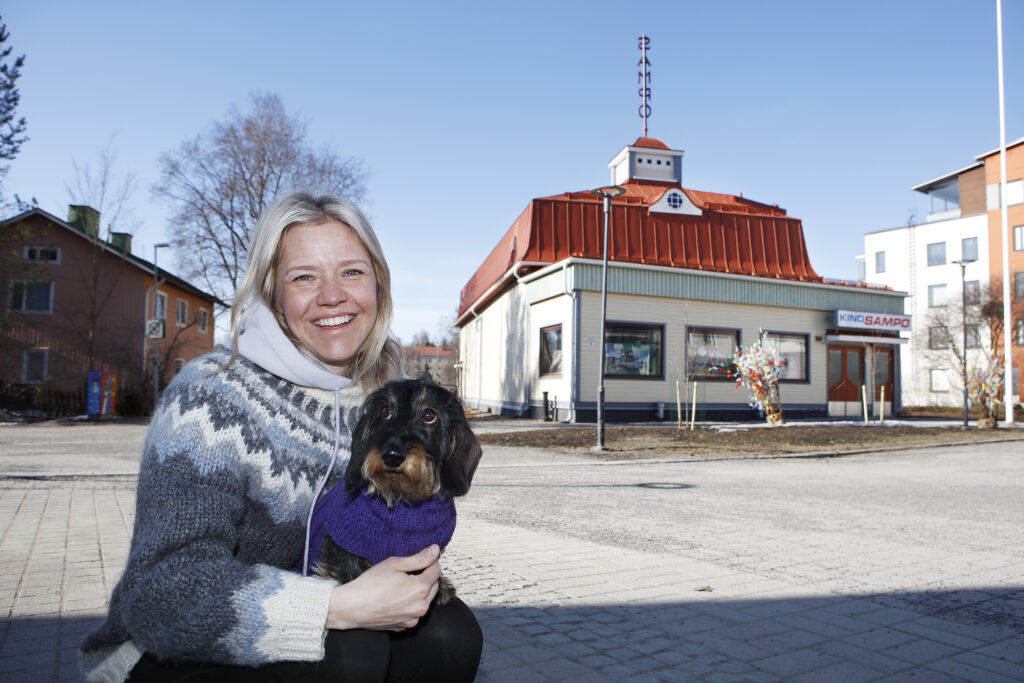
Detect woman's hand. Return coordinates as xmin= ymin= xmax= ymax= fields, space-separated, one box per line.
xmin=325 ymin=545 xmax=441 ymax=631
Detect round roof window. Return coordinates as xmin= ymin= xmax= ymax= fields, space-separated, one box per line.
xmin=666 ymin=192 xmax=684 ymax=209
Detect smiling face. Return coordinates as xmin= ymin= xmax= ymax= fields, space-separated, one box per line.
xmin=276 ymin=219 xmax=378 ymax=374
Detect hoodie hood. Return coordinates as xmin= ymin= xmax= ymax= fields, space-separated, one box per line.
xmin=236 ymin=300 xmax=353 ymax=391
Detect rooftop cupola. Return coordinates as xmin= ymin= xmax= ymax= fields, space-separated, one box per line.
xmin=608 ymin=137 xmax=685 ymax=185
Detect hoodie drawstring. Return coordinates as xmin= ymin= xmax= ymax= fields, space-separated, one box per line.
xmin=303 ymin=389 xmax=342 ymax=575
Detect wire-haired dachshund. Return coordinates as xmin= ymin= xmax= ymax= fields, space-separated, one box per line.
xmin=305 ymin=378 xmax=482 ymax=604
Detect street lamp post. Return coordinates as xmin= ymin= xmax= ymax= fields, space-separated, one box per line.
xmin=151 ymin=243 xmax=170 ymax=411
xmin=953 ymin=258 xmax=976 ymax=428
xmin=589 ymin=186 xmax=624 ymax=450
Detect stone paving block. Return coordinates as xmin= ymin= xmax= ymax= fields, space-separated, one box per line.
xmin=792 ymin=660 xmax=883 ymax=683
xmin=816 ymin=640 xmax=913 ymax=675
xmin=856 ymin=605 xmax=925 ymax=627
xmin=692 ymin=633 xmax=773 ymax=661
xmin=532 ymin=655 xmax=592 ymax=678
xmin=925 ymin=656 xmax=1020 ymax=682
xmin=950 ymin=651 xmax=1024 ymax=680
xmin=842 ymin=626 xmax=920 ymax=653
xmin=753 ymin=647 xmax=842 ymax=678
xmin=977 ymin=637 xmax=1024 ymax=665
xmin=748 ymin=627 xmax=828 ymax=654
xmin=895 ymin=616 xmax=987 ymax=649
xmin=564 ymin=671 xmax=615 ymax=683
xmin=880 ymin=637 xmax=961 ymax=665
xmin=708 ymin=617 xmax=791 ymax=642
xmin=0 ymin=643 xmax=57 ymax=672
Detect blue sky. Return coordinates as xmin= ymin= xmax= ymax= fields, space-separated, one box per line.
xmin=4 ymin=1 xmax=1022 ymax=344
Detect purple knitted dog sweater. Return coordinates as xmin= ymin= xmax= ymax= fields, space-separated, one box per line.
xmin=304 ymin=486 xmax=457 ymax=573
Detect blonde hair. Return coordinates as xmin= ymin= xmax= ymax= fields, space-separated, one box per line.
xmin=229 ymin=191 xmax=402 ymax=389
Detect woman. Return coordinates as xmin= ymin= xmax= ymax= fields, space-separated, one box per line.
xmin=81 ymin=192 xmax=483 ymax=682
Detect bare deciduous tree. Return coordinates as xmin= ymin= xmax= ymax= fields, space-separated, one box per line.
xmin=152 ymin=93 xmax=369 ymax=308
xmin=923 ymin=278 xmax=1023 ymax=394
xmin=64 ymin=140 xmax=140 ymax=372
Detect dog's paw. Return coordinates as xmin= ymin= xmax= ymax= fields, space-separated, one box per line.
xmin=435 ymin=574 xmax=457 ymax=605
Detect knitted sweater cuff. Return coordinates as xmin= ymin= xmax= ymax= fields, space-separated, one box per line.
xmin=254 ymin=574 xmax=336 ymax=662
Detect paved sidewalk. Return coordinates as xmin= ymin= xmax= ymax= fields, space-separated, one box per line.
xmin=1 ymin=423 xmax=1022 ymax=681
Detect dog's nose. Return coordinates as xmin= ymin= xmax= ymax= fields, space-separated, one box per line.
xmin=382 ymin=449 xmax=405 ymax=468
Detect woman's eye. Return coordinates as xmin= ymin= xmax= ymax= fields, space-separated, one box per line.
xmin=344 ymin=268 xmax=364 ymax=277
xmin=382 ymin=406 xmax=392 ymax=419
xmin=292 ymin=274 xmax=313 ymax=281
xmin=421 ymin=409 xmax=437 ymax=425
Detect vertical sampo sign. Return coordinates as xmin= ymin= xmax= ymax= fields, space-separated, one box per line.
xmin=835 ymin=310 xmax=912 ymax=332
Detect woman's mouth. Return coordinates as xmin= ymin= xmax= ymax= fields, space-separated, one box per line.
xmin=314 ymin=315 xmax=354 ymax=328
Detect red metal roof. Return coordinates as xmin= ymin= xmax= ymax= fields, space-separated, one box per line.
xmin=632 ymin=136 xmax=671 ymax=150
xmin=456 ymin=178 xmax=824 ymax=323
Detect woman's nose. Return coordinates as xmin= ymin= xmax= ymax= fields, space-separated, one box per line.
xmin=316 ymin=279 xmax=348 ymax=305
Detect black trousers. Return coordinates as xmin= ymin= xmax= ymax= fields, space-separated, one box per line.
xmin=127 ymin=598 xmax=482 ymax=683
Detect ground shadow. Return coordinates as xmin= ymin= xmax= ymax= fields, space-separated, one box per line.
xmin=3 ymin=589 xmax=1021 ymax=682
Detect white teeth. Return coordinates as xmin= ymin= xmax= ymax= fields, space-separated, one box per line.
xmin=314 ymin=315 xmax=354 ymax=328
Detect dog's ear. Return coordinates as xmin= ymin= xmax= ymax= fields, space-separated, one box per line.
xmin=441 ymin=418 xmax=482 ymax=497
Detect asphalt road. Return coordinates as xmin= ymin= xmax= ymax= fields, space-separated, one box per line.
xmin=460 ymin=442 xmax=1024 ymax=586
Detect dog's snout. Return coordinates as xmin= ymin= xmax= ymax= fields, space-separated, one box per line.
xmin=382 ymin=448 xmax=405 ymax=468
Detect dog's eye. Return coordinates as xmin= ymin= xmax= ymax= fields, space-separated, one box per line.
xmin=382 ymin=406 xmax=392 ymax=419
xmin=421 ymin=409 xmax=438 ymax=425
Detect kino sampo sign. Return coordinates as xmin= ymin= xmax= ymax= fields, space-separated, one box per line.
xmin=835 ymin=310 xmax=912 ymax=332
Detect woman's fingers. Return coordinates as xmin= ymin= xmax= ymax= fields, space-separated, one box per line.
xmin=325 ymin=546 xmax=443 ymax=631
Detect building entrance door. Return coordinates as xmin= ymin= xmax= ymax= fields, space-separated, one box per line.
xmin=872 ymin=347 xmax=894 ymax=417
xmin=828 ymin=346 xmax=864 ymax=417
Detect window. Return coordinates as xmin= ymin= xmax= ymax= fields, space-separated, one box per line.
xmin=1017 ymin=319 xmax=1024 ymax=346
xmin=539 ymin=325 xmax=562 ymax=376
xmin=666 ymin=192 xmax=684 ymax=209
xmin=966 ymin=326 xmax=981 ymax=350
xmin=927 ymin=242 xmax=946 ymax=266
xmin=23 ymin=246 xmax=60 ymax=263
xmin=155 ymin=291 xmax=166 ymax=319
xmin=1015 ymin=225 xmax=1024 ymax=252
xmin=7 ymin=280 xmax=53 ymax=314
xmin=875 ymin=251 xmax=885 ymax=273
xmin=22 ymin=349 xmax=48 ymax=383
xmin=605 ymin=323 xmax=664 ymax=378
xmin=928 ymin=327 xmax=949 ymax=350
xmin=1016 ymin=273 xmax=1024 ymax=299
xmin=173 ymin=358 xmax=185 ymax=375
xmin=987 ymin=179 xmax=1024 ymax=209
xmin=928 ymin=284 xmax=947 ymax=308
xmin=961 ymin=237 xmax=978 ymax=263
xmin=964 ymin=280 xmax=980 ymax=305
xmin=176 ymin=299 xmax=188 ymax=327
xmin=686 ymin=327 xmax=738 ymax=380
xmin=930 ymin=369 xmax=949 ymax=393
xmin=763 ymin=333 xmax=808 ymax=381
xmin=198 ymin=308 xmax=210 ymax=334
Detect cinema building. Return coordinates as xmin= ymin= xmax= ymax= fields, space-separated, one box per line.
xmin=455 ymin=137 xmax=908 ymax=421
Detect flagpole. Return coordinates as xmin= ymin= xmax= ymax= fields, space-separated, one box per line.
xmin=995 ymin=0 xmax=1014 ymax=425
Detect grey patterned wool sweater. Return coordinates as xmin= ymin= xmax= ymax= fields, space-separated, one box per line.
xmin=80 ymin=306 xmax=369 ymax=682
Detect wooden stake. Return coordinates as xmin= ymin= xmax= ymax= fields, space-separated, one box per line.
xmin=690 ymin=382 xmax=697 ymax=430
xmin=676 ymin=380 xmax=682 ymax=429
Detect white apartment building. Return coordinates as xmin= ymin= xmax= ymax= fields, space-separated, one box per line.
xmin=859 ymin=165 xmax=992 ymax=407
xmin=862 ymin=137 xmax=1024 ymax=410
